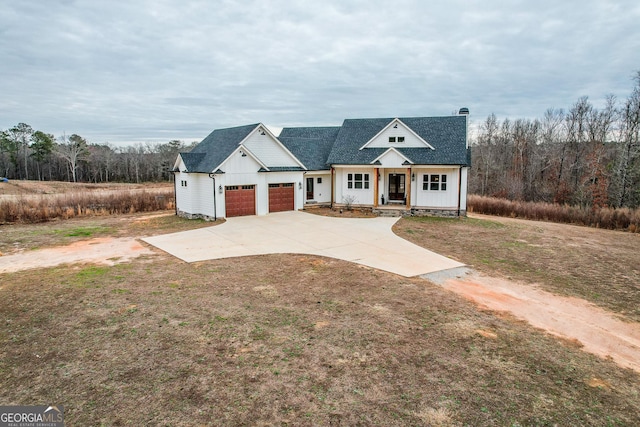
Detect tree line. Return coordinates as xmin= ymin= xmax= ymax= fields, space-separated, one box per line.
xmin=3 ymin=72 xmax=639 ymax=209
xmin=0 ymin=127 xmax=196 ymax=183
xmin=469 ymin=71 xmax=640 ymax=209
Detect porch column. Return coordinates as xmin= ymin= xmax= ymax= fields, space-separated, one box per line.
xmin=406 ymin=167 xmax=411 ymax=208
xmin=373 ymin=167 xmax=379 ymax=207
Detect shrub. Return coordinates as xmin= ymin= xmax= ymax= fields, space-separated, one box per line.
xmin=468 ymin=195 xmax=640 ymax=233
xmin=342 ymin=195 xmax=357 ymax=211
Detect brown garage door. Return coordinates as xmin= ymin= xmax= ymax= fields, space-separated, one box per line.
xmin=225 ymin=185 xmax=255 ymax=217
xmin=269 ymin=183 xmax=295 ymax=213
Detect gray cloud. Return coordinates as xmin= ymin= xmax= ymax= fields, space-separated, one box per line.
xmin=1 ymin=0 xmax=639 ymax=144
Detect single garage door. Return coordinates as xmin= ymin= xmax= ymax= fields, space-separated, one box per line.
xmin=225 ymin=185 xmax=255 ymax=217
xmin=269 ymin=183 xmax=295 ymax=213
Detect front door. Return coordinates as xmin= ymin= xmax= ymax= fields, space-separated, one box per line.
xmin=388 ymin=174 xmax=405 ymax=201
xmin=306 ymin=177 xmax=314 ymax=200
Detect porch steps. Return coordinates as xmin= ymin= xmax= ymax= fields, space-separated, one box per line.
xmin=373 ymin=208 xmax=407 ymax=217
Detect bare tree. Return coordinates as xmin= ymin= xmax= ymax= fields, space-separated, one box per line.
xmin=55 ymin=133 xmax=89 ymax=182
xmin=612 ymin=72 xmax=640 ymax=207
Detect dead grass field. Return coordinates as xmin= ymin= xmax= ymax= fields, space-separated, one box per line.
xmin=0 ymin=180 xmax=175 ymax=224
xmin=1 ymin=212 xmax=640 ymax=425
xmin=0 ymin=180 xmax=172 ymax=198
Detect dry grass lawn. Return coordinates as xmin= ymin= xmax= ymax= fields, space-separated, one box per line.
xmin=1 ymin=211 xmax=640 ymax=425
xmin=394 ymin=214 xmax=640 ymax=323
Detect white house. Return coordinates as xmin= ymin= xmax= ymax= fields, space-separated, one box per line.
xmin=173 ymin=110 xmax=471 ymax=219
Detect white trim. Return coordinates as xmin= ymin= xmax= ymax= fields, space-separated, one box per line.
xmin=369 ymin=147 xmax=414 ymax=165
xmin=359 ymin=118 xmax=435 ymax=150
xmin=303 ymin=170 xmax=330 ymax=176
xmin=410 ymin=165 xmax=461 ymax=169
xmin=332 ymin=164 xmax=375 ymax=170
xmin=238 ymin=124 xmax=307 ymax=170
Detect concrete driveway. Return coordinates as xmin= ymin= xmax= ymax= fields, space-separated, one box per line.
xmin=143 ymin=211 xmax=463 ymax=277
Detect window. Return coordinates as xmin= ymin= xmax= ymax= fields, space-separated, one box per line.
xmin=397 ymin=136 xmax=405 ymax=143
xmin=347 ymin=173 xmax=370 ymax=189
xmin=388 ymin=136 xmax=405 ymax=143
xmin=317 ymin=177 xmax=322 ymax=184
xmin=389 ymin=137 xmax=396 ymax=143
xmin=422 ymin=174 xmax=447 ymax=191
xmin=181 ymin=180 xmax=187 ymax=187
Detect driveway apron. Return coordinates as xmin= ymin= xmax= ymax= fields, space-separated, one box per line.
xmin=143 ymin=211 xmax=463 ymax=277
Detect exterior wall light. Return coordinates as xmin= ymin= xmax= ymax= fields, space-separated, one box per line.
xmin=298 ymin=182 xmax=302 ymax=189
xmin=218 ymin=185 xmax=223 ymax=193
xmin=411 ymin=173 xmax=415 ymax=181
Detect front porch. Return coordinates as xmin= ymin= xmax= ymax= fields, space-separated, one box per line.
xmin=332 ymin=164 xmax=466 ymax=216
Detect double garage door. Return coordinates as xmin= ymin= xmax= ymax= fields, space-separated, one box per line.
xmin=225 ymin=183 xmax=294 ymax=217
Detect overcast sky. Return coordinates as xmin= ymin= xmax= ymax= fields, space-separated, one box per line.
xmin=1 ymin=0 xmax=639 ymax=145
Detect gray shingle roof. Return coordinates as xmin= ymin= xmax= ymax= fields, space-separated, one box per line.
xmin=180 ymin=123 xmax=258 ymax=173
xmin=179 ymin=116 xmax=469 ymax=174
xmin=326 ymin=116 xmax=469 ymax=166
xmin=278 ymin=127 xmax=341 ymax=170
xmin=179 ymin=152 xmax=205 ymax=171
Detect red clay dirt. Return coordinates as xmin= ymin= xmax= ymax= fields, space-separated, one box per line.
xmin=439 ymin=271 xmax=640 ymax=373
xmin=0 ymin=237 xmax=152 ymax=274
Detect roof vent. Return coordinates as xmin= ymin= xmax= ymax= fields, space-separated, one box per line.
xmin=458 ymin=107 xmax=469 ymax=115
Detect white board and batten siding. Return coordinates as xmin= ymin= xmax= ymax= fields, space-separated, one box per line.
xmin=304 ymin=172 xmax=332 ymax=204
xmin=364 ymin=121 xmax=431 ymax=149
xmin=376 ymin=149 xmax=410 ymax=168
xmin=334 ymin=167 xmax=375 ymax=206
xmin=242 ymin=128 xmax=301 ymax=168
xmin=189 ymin=174 xmax=217 ymax=216
xmin=412 ymin=167 xmax=466 ymax=209
xmin=174 ymin=157 xmax=193 ymax=213
xmin=460 ymin=167 xmax=468 ymax=211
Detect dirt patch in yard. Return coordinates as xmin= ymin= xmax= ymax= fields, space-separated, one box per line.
xmin=429 ymin=270 xmax=640 ymax=373
xmin=0 ymin=211 xmax=216 ymax=256
xmin=0 ymin=237 xmax=152 ymax=273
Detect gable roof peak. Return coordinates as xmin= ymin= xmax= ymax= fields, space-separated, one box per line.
xmin=359 ymin=118 xmax=434 ymax=150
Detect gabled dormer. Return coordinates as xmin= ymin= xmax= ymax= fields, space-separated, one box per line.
xmin=370 ymin=147 xmax=413 ymax=168
xmin=359 ymin=118 xmax=434 ymax=150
